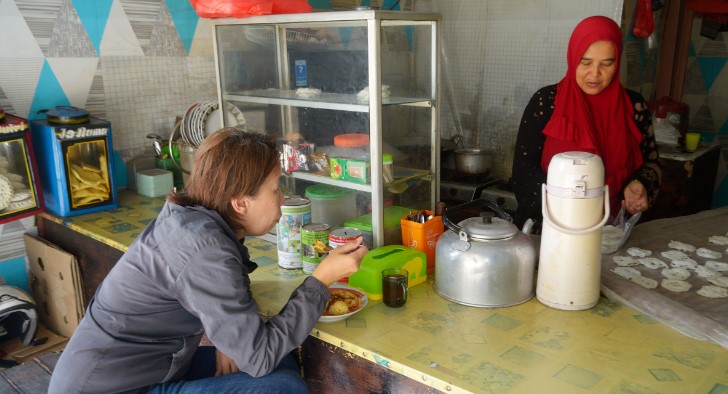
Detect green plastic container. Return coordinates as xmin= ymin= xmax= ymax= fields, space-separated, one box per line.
xmin=344 ymin=205 xmax=413 ymax=248
xmin=305 ymin=184 xmax=355 ymax=227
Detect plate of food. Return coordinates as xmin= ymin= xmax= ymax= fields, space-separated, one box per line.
xmin=319 ymin=283 xmax=368 ymax=323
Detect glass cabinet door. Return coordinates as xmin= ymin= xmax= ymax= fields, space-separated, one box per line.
xmin=213 ymin=11 xmax=439 ymax=248
xmin=0 ymin=132 xmax=44 ymax=223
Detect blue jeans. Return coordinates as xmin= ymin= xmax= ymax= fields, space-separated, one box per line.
xmin=146 ymin=346 xmax=307 ymax=394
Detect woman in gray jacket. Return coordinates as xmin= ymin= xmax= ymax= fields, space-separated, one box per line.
xmin=49 ymin=128 xmax=368 ymax=393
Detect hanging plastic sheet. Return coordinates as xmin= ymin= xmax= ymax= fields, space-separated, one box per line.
xmin=190 ymin=0 xmax=312 ymax=18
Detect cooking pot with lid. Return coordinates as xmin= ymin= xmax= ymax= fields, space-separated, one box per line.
xmin=435 ymin=200 xmax=536 ymax=307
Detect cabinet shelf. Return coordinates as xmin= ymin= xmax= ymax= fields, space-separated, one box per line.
xmin=287 ymin=171 xmax=372 ymax=192
xmin=224 ymin=89 xmax=432 ymax=112
xmin=286 ymin=166 xmax=431 ymax=194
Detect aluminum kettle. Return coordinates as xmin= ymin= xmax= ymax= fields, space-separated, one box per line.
xmin=434 ymin=200 xmax=536 ymax=307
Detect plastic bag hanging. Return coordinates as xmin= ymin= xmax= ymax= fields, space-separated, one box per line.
xmin=632 ymin=0 xmax=655 ymax=38
xmin=189 ymin=0 xmax=312 ymax=19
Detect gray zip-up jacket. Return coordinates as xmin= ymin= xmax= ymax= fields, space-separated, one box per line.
xmin=48 ymin=202 xmax=329 ymax=393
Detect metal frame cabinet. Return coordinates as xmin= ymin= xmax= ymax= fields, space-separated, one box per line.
xmin=212 ymin=11 xmax=440 ymax=247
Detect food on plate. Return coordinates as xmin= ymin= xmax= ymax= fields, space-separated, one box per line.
xmin=705 ymin=261 xmax=728 ymax=272
xmin=661 ymin=267 xmax=690 ymax=280
xmin=708 ymin=235 xmax=728 ymax=245
xmin=328 ymin=300 xmax=349 ymax=315
xmin=626 ymin=247 xmax=652 ymax=258
xmin=638 ymin=257 xmax=668 ymax=270
xmin=612 ymin=255 xmax=637 ymax=267
xmin=661 ymin=250 xmax=688 ymax=261
xmin=696 ymin=247 xmax=722 ymax=260
xmin=667 ymin=240 xmax=695 ymax=252
xmin=660 ymin=279 xmax=691 ymax=293
xmin=323 ymin=288 xmax=362 ymax=316
xmin=697 ymin=285 xmax=728 ymax=298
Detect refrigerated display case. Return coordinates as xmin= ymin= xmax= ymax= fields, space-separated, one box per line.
xmin=212 ymin=10 xmax=441 ymax=247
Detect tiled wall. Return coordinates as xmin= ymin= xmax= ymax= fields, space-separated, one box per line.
xmin=0 ymin=0 xmax=217 ymax=157
xmin=683 ymin=16 xmax=728 ymax=206
xmin=2 ymin=0 xmax=723 ymax=186
xmin=415 ymin=0 xmax=623 ymax=181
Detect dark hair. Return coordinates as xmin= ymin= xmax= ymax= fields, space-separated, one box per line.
xmin=168 ymin=128 xmax=279 ymax=232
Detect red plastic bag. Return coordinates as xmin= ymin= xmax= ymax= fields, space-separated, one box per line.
xmin=189 ymin=0 xmax=312 ymax=18
xmin=632 ymin=0 xmax=654 ymax=38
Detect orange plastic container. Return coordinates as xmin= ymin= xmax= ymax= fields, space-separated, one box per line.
xmin=400 ymin=210 xmax=444 ymax=275
xmin=334 ymin=133 xmax=368 ymax=148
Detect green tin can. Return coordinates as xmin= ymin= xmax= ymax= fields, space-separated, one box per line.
xmin=277 ymin=197 xmax=311 ymax=269
xmin=301 ymin=223 xmax=331 ymax=274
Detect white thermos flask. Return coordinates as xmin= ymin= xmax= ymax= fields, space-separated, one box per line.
xmin=537 ymin=151 xmax=610 ymax=310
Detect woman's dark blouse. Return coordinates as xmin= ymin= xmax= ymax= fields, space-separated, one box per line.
xmin=511 ymin=84 xmax=661 ymax=229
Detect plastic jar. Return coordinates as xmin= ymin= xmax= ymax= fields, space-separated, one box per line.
xmin=305 ymin=184 xmax=356 ymax=227
xmin=382 ymin=152 xmax=394 ymax=183
xmin=334 ymin=133 xmax=368 ymax=148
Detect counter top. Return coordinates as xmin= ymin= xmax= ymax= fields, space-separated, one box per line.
xmin=39 ymin=190 xmax=728 ymax=393
xmin=657 ymin=141 xmax=718 ymax=161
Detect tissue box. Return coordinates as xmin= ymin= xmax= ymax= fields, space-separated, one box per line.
xmin=348 ymin=245 xmax=427 ymax=300
xmin=136 ymin=169 xmax=173 ymax=198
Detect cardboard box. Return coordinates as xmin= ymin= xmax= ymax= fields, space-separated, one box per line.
xmin=23 ymin=234 xmax=84 ymax=338
xmin=330 ymin=157 xmax=369 ymax=184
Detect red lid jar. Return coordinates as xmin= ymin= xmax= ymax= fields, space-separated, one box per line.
xmin=646 ymin=96 xmax=689 ymax=145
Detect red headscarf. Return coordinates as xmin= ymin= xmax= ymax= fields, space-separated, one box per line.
xmin=541 ymin=16 xmax=643 ymax=212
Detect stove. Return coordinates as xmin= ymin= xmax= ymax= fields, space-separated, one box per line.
xmin=439 ymin=170 xmax=518 ymax=214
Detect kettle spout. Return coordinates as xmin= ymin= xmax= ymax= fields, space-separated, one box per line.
xmin=522 ymin=218 xmax=535 ymax=235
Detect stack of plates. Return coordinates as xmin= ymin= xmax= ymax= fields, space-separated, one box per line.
xmin=180 ymin=101 xmax=246 ymax=148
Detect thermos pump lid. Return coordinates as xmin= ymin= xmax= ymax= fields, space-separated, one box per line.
xmin=546 ymin=151 xmax=605 ymax=190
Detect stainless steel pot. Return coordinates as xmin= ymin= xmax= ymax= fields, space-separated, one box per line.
xmin=435 ymin=200 xmax=536 ymax=307
xmin=454 ymin=148 xmax=492 ymax=175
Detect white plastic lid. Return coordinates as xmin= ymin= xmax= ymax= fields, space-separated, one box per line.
xmin=546 ymin=151 xmax=604 ymax=190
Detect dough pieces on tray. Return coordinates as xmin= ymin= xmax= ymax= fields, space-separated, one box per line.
xmin=608 ymin=237 xmax=728 ymax=299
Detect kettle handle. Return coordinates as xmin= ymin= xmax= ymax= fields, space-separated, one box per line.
xmin=442 ymin=199 xmax=513 ymax=234
xmin=541 ymin=184 xmax=610 ymax=235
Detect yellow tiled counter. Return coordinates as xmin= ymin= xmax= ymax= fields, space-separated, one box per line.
xmin=38 ymin=191 xmax=728 ymax=393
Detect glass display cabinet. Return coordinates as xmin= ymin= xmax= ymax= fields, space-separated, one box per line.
xmin=0 ymin=112 xmax=44 ymax=223
xmin=212 ymin=10 xmax=440 ymax=248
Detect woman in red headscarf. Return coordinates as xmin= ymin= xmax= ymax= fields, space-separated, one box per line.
xmin=511 ymin=15 xmax=661 ymax=230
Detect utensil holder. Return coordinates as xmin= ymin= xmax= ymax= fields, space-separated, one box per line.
xmin=401 ymin=210 xmax=443 ymax=275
